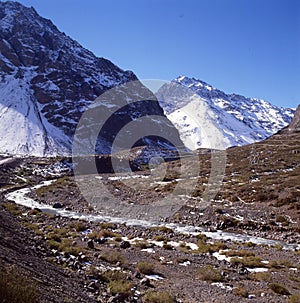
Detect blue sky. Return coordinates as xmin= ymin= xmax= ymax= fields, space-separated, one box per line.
xmin=15 ymin=0 xmax=300 ymax=108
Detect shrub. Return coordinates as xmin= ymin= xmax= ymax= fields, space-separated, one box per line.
xmin=233 ymin=286 xmax=249 ymax=297
xmin=153 ymin=235 xmax=168 ymax=242
xmin=100 ymin=270 xmax=127 ymax=282
xmin=143 ymin=290 xmax=176 ymax=303
xmin=196 ymin=233 xmax=207 ymax=242
xmin=2 ymin=202 xmax=22 ymax=215
xmin=99 ymin=229 xmax=118 ymax=238
xmin=107 ymin=280 xmax=133 ymax=297
xmin=47 ymin=238 xmax=83 ymax=256
xmin=289 ymin=294 xmax=300 ymax=303
xmin=137 ymin=262 xmax=155 ymax=275
xmin=224 ymin=250 xmax=254 ymax=257
xmin=230 ymin=256 xmax=265 ymax=268
xmin=197 ymin=265 xmax=223 ymax=282
xmin=163 ymin=243 xmax=173 ymax=250
xmin=269 ymin=283 xmax=291 ymax=295
xmin=100 ymin=252 xmax=126 ymax=264
xmin=0 ymin=266 xmax=38 ymax=303
xmin=99 ymin=222 xmax=117 ymax=230
xmin=250 ymin=271 xmax=270 ymax=281
xmin=193 ymin=240 xmax=213 ymax=254
xmin=134 ymin=240 xmax=154 ymax=249
xmin=150 ymin=226 xmax=173 ymax=234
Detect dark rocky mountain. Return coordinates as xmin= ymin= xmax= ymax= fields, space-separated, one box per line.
xmin=280 ymin=104 xmax=300 ymax=134
xmin=0 ymin=1 xmax=183 ymax=156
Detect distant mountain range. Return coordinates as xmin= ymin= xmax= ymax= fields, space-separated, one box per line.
xmin=157 ymin=76 xmax=295 ymax=150
xmin=0 ymin=1 xmax=296 ymax=157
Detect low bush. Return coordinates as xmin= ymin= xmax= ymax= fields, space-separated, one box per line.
xmin=289 ymin=294 xmax=300 ymax=303
xmin=269 ymin=283 xmax=291 ymax=295
xmin=100 ymin=252 xmax=126 ymax=264
xmin=107 ymin=280 xmax=133 ymax=297
xmin=143 ymin=290 xmax=176 ymax=303
xmin=137 ymin=262 xmax=155 ymax=275
xmin=197 ymin=265 xmax=223 ymax=282
xmin=0 ymin=266 xmax=38 ymax=303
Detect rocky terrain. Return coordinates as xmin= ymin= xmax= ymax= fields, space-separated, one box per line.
xmin=0 ymin=107 xmax=299 ymax=303
xmin=0 ymin=2 xmax=299 ymax=303
xmin=157 ymin=76 xmax=295 ymax=149
xmin=0 ymin=1 xmax=182 ymax=156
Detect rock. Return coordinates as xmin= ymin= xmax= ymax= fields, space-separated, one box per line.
xmin=133 ymin=271 xmax=141 ymax=279
xmin=96 ymin=237 xmax=106 ymax=244
xmin=140 ymin=277 xmax=151 ymax=287
xmin=53 ymin=202 xmax=64 ymax=209
xmin=120 ymin=241 xmax=131 ymax=249
xmin=87 ymin=239 xmax=94 ymax=249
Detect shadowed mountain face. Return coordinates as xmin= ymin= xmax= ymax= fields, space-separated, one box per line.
xmin=279 ymin=105 xmax=300 ymax=134
xmin=0 ymin=1 xmax=183 ymax=156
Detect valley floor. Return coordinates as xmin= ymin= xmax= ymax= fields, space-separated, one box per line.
xmin=0 ymin=151 xmax=299 ymax=303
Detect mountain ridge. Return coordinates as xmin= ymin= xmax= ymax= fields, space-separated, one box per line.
xmin=157 ymin=76 xmax=295 ymax=150
xmin=0 ymin=1 xmax=182 ymax=157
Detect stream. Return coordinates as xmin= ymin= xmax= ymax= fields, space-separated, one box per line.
xmin=5 ymin=180 xmax=300 ymax=251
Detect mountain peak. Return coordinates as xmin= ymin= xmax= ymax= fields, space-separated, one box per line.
xmin=157 ymin=76 xmax=295 ymax=150
xmin=0 ymin=1 xmax=182 ymax=156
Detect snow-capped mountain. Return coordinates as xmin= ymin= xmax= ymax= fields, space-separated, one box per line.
xmin=157 ymin=76 xmax=295 ymax=150
xmin=0 ymin=1 xmax=182 ymax=156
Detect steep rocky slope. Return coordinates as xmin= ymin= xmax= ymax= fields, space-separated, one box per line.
xmin=0 ymin=1 xmax=182 ymax=156
xmin=157 ymin=76 xmax=295 ymax=149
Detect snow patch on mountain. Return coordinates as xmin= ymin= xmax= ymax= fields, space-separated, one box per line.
xmin=157 ymin=76 xmax=295 ymax=150
xmin=0 ymin=74 xmax=71 ymax=156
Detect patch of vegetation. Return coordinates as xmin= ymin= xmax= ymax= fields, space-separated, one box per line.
xmin=99 ymin=229 xmax=119 ymax=238
xmin=2 ymin=202 xmax=22 ymax=216
xmin=46 ymin=227 xmax=69 ymax=242
xmin=197 ymin=265 xmax=224 ymax=282
xmin=47 ymin=238 xmax=83 ymax=256
xmin=153 ymin=235 xmax=168 ymax=242
xmin=269 ymin=283 xmax=291 ymax=295
xmin=99 ymin=222 xmax=117 ymax=230
xmin=134 ymin=240 xmax=154 ymax=249
xmin=163 ymin=243 xmax=173 ymax=250
xmin=250 ymin=271 xmax=271 ymax=281
xmin=107 ymin=280 xmax=133 ymax=297
xmin=23 ymin=222 xmax=44 ymax=235
xmin=289 ymin=274 xmax=300 ymax=283
xmin=230 ymin=256 xmax=265 ymax=268
xmin=72 ymin=221 xmax=87 ymax=232
xmin=233 ymin=286 xmax=249 ymax=298
xmin=289 ymin=294 xmax=300 ymax=303
xmin=35 ymin=176 xmax=70 ymax=197
xmin=224 ymin=250 xmax=255 ymax=257
xmin=269 ymin=259 xmax=293 ymax=269
xmin=143 ymin=290 xmax=176 ymax=303
xmin=150 ymin=226 xmax=173 ymax=234
xmin=244 ymin=241 xmax=256 ymax=247
xmin=0 ymin=265 xmax=38 ymax=303
xmin=137 ymin=262 xmax=156 ymax=275
xmin=100 ymin=252 xmax=126 ymax=265
xmin=100 ymin=270 xmax=127 ymax=283
xmin=196 ymin=233 xmax=207 ymax=242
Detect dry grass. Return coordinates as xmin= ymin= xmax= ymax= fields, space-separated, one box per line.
xmin=0 ymin=265 xmax=38 ymax=303
xmin=197 ymin=265 xmax=223 ymax=282
xmin=269 ymin=283 xmax=291 ymax=295
xmin=137 ymin=262 xmax=156 ymax=275
xmin=143 ymin=290 xmax=176 ymax=303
